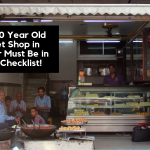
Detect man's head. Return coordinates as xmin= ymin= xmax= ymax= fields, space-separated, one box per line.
xmin=109 ymin=64 xmax=116 ymax=74
xmin=16 ymin=93 xmax=22 ymax=102
xmin=0 ymin=91 xmax=5 ymax=102
xmin=30 ymin=107 xmax=38 ymax=117
xmin=5 ymin=96 xmax=12 ymax=107
xmin=38 ymin=87 xmax=45 ymax=98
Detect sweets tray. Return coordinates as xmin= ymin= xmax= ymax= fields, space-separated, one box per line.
xmin=57 ymin=128 xmax=86 ymax=133
xmin=61 ymin=122 xmax=87 ymax=126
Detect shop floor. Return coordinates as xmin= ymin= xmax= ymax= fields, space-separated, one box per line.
xmin=92 ymin=133 xmax=150 ymax=150
xmin=52 ymin=117 xmax=150 ymax=150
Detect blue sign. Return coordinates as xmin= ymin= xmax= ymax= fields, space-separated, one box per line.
xmin=147 ymin=62 xmax=150 ymax=66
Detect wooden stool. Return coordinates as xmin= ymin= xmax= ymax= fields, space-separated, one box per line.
xmin=48 ymin=118 xmax=52 ymax=124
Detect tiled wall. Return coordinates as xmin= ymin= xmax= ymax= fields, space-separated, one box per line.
xmin=49 ymin=41 xmax=77 ymax=83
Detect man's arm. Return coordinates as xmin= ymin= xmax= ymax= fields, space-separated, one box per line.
xmin=103 ymin=77 xmax=109 ymax=85
xmin=9 ymin=109 xmax=17 ymax=115
xmin=19 ymin=102 xmax=26 ymax=114
xmin=9 ymin=102 xmax=17 ymax=115
xmin=37 ymin=106 xmax=50 ymax=110
xmin=5 ymin=115 xmax=20 ymax=124
xmin=39 ymin=117 xmax=46 ymax=124
xmin=19 ymin=108 xmax=26 ymax=114
xmin=5 ymin=114 xmax=14 ymax=120
xmin=34 ymin=97 xmax=37 ymax=107
xmin=37 ymin=96 xmax=51 ymax=110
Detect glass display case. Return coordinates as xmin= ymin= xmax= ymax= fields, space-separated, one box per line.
xmin=67 ymin=85 xmax=150 ymax=132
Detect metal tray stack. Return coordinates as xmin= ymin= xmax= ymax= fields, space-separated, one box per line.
xmin=57 ymin=128 xmax=86 ymax=133
xmin=57 ymin=128 xmax=86 ymax=140
xmin=59 ymin=120 xmax=88 ymax=140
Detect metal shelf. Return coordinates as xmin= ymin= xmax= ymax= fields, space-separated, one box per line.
xmin=71 ymin=106 xmax=150 ymax=108
xmin=70 ymin=97 xmax=143 ymax=100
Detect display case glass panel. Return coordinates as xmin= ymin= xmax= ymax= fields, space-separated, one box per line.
xmin=133 ymin=41 xmax=143 ymax=80
xmin=67 ymin=86 xmax=150 ymax=116
xmin=126 ymin=45 xmax=131 ymax=82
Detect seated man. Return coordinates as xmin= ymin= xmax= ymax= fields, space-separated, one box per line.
xmin=4 ymin=96 xmax=12 ymax=115
xmin=34 ymin=87 xmax=51 ymax=124
xmin=9 ymin=93 xmax=26 ymax=122
xmin=31 ymin=107 xmax=45 ymax=124
xmin=0 ymin=91 xmax=20 ymax=130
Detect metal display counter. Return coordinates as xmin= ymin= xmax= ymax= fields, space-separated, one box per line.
xmin=67 ymin=85 xmax=150 ymax=132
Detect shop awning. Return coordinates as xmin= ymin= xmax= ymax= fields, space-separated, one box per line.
xmin=0 ymin=4 xmax=150 ymax=16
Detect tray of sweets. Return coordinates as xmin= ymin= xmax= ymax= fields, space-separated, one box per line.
xmin=57 ymin=128 xmax=86 ymax=133
xmin=61 ymin=122 xmax=87 ymax=126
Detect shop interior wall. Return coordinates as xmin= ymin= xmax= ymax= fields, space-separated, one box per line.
xmin=0 ymin=73 xmax=22 ymax=84
xmin=50 ymin=80 xmax=73 ymax=98
xmin=49 ymin=41 xmax=77 ymax=114
xmin=49 ymin=41 xmax=77 ymax=83
xmin=0 ymin=84 xmax=21 ymax=100
xmin=50 ymin=80 xmax=73 ymax=115
xmin=0 ymin=73 xmax=22 ymax=100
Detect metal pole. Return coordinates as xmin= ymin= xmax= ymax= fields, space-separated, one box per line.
xmin=123 ymin=47 xmax=126 ymax=81
xmin=130 ymin=42 xmax=134 ymax=81
xmin=46 ymin=73 xmax=50 ymax=96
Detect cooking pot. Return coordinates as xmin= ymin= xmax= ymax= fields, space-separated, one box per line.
xmin=0 ymin=128 xmax=15 ymax=141
xmin=21 ymin=124 xmax=57 ymax=138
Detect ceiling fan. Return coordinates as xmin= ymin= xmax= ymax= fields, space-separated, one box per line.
xmin=102 ymin=24 xmax=118 ymax=37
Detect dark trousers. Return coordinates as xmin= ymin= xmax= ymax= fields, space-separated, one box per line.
xmin=0 ymin=120 xmax=17 ymax=130
xmin=24 ymin=111 xmax=49 ymax=124
xmin=24 ymin=113 xmax=32 ymax=124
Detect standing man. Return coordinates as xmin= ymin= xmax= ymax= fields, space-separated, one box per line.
xmin=34 ymin=87 xmax=51 ymax=124
xmin=9 ymin=93 xmax=26 ymax=121
xmin=0 ymin=91 xmax=20 ymax=129
xmin=103 ymin=64 xmax=126 ymax=115
xmin=103 ymin=64 xmax=126 ymax=85
xmin=4 ymin=96 xmax=12 ymax=115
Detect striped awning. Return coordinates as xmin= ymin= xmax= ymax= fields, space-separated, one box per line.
xmin=0 ymin=4 xmax=150 ymax=16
